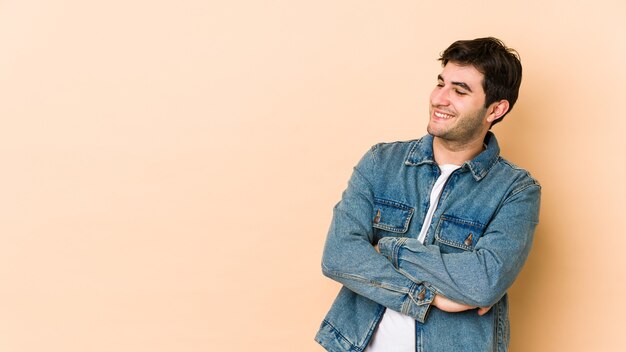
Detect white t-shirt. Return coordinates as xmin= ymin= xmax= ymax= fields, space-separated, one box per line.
xmin=365 ymin=164 xmax=460 ymax=352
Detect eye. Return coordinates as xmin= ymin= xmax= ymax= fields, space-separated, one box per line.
xmin=454 ymin=89 xmax=467 ymax=96
xmin=436 ymin=82 xmax=444 ymax=88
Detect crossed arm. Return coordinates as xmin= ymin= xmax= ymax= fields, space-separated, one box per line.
xmin=372 ymin=244 xmax=491 ymax=315
xmin=321 ymin=149 xmax=540 ymax=322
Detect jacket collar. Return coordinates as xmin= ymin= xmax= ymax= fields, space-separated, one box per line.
xmin=404 ymin=132 xmax=501 ymax=181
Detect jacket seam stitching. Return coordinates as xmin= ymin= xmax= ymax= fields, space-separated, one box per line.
xmin=322 ymin=266 xmax=413 ymax=294
xmin=320 ymin=319 xmax=358 ymax=351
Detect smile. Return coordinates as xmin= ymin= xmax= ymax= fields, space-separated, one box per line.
xmin=434 ymin=111 xmax=454 ymax=119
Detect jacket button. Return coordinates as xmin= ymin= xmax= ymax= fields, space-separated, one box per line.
xmin=417 ymin=289 xmax=426 ymax=300
xmin=464 ymin=233 xmax=473 ymax=246
xmin=373 ymin=210 xmax=381 ymax=224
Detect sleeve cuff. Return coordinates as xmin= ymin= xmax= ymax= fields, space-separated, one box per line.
xmin=378 ymin=238 xmax=434 ymax=323
xmin=377 ymin=237 xmax=408 ymax=269
xmin=401 ymin=281 xmax=434 ymax=323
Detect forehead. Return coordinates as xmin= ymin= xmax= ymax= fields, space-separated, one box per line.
xmin=439 ymin=62 xmax=485 ymax=93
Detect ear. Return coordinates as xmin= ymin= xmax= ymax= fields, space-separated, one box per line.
xmin=486 ymin=100 xmax=510 ymax=123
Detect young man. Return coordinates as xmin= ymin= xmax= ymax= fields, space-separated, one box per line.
xmin=315 ymin=37 xmax=541 ymax=352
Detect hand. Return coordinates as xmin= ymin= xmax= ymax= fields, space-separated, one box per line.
xmin=432 ymin=294 xmax=491 ymax=316
xmin=373 ymin=243 xmax=380 ymax=253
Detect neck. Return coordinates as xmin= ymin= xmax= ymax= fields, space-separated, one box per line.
xmin=432 ymin=134 xmax=486 ymax=166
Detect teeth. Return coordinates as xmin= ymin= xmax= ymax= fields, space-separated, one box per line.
xmin=434 ymin=112 xmax=453 ymax=119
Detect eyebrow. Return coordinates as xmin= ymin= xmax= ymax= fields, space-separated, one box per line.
xmin=438 ymin=74 xmax=473 ymax=93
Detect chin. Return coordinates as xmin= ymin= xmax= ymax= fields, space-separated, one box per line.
xmin=426 ymin=124 xmax=443 ymax=137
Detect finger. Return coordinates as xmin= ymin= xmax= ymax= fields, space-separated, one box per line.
xmin=477 ymin=306 xmax=492 ymax=316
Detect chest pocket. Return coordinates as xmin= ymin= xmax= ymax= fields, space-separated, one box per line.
xmin=435 ymin=215 xmax=486 ymax=253
xmin=372 ymin=198 xmax=414 ymax=236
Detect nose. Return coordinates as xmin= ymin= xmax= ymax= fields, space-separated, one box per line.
xmin=430 ymin=86 xmax=449 ymax=107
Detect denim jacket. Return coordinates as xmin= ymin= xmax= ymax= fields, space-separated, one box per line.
xmin=315 ymin=132 xmax=541 ymax=352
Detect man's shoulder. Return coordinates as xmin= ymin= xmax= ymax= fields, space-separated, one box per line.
xmin=493 ymin=156 xmax=541 ymax=188
xmin=368 ymin=136 xmax=427 ymax=162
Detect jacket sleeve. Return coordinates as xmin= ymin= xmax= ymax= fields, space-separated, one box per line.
xmin=377 ymin=181 xmax=541 ymax=308
xmin=321 ymin=145 xmax=435 ymax=323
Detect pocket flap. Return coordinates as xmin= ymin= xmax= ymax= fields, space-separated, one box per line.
xmin=435 ymin=215 xmax=486 ymax=251
xmin=372 ymin=198 xmax=414 ymax=233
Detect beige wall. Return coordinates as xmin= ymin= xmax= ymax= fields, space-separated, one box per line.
xmin=1 ymin=0 xmax=625 ymax=351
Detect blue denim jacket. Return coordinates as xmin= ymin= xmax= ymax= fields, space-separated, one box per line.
xmin=315 ymin=132 xmax=541 ymax=352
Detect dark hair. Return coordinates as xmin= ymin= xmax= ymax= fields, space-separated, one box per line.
xmin=439 ymin=37 xmax=522 ymax=125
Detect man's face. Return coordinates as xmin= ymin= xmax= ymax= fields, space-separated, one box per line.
xmin=427 ymin=62 xmax=491 ymax=145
